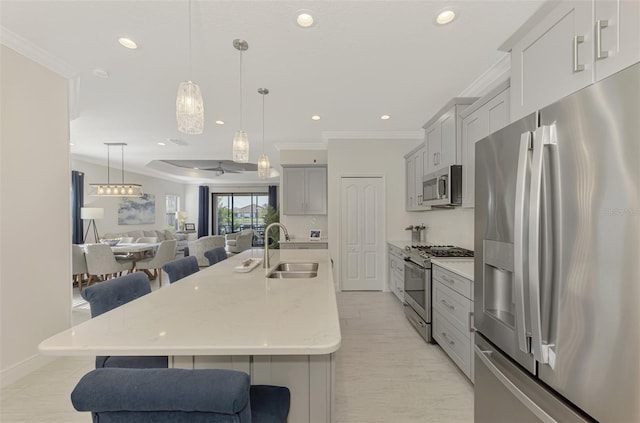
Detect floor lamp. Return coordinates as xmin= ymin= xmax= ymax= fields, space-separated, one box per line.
xmin=81 ymin=207 xmax=104 ymax=243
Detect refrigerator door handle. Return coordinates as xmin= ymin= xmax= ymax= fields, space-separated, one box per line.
xmin=514 ymin=131 xmax=532 ymax=353
xmin=475 ymin=345 xmax=557 ymax=423
xmin=528 ymin=125 xmax=556 ymax=364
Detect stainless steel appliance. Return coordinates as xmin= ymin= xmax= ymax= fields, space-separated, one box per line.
xmin=404 ymin=245 xmax=474 ymax=342
xmin=474 ymin=63 xmax=640 ymax=422
xmin=422 ymin=165 xmax=462 ymax=208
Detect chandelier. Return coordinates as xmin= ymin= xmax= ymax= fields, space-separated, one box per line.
xmin=89 ymin=143 xmax=143 ymax=197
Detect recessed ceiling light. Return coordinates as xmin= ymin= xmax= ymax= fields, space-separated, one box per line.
xmin=436 ymin=10 xmax=456 ymax=25
xmin=157 ymin=142 xmax=166 ymax=146
xmin=118 ymin=37 xmax=138 ymax=49
xmin=92 ymin=68 xmax=110 ymax=79
xmin=296 ymin=11 xmax=316 ymax=28
xmin=311 ymin=115 xmax=321 ymax=121
xmin=69 ymin=142 xmax=74 ymax=146
xmin=215 ymin=120 xmax=225 ymax=125
xmin=193 ymin=167 xmax=199 ymax=170
xmin=381 ymin=115 xmax=391 ymax=120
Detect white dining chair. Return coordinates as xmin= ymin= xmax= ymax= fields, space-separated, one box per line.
xmin=135 ymin=240 xmax=177 ymax=286
xmin=85 ymin=244 xmax=135 ymax=288
xmin=72 ymin=244 xmax=88 ymax=291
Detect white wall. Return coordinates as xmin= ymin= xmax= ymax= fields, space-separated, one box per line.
xmin=327 ymin=138 xmax=422 ymax=289
xmin=71 ymin=159 xmax=187 ymax=238
xmin=1 ymin=46 xmax=71 ymax=386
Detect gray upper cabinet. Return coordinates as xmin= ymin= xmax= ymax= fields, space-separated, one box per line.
xmin=282 ymin=166 xmax=327 ymax=215
xmin=460 ymin=81 xmax=511 ymax=208
xmin=404 ymin=143 xmax=429 ymax=211
xmin=422 ymin=98 xmax=478 ymax=176
xmin=508 ymin=0 xmax=639 ymax=121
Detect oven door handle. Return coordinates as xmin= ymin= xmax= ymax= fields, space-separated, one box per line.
xmin=404 ymin=258 xmax=426 ymax=270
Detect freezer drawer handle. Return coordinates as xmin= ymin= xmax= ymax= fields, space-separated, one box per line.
xmin=474 ymin=345 xmax=556 ymax=423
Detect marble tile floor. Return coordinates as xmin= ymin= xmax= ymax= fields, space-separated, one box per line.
xmin=1 ymin=290 xmax=473 ymax=422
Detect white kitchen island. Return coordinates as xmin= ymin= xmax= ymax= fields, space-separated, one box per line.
xmin=39 ymin=249 xmax=341 ymax=423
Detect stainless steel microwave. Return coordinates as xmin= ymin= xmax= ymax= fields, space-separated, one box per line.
xmin=422 ymin=165 xmax=462 ymax=208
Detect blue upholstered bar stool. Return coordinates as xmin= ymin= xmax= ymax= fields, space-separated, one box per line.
xmin=71 ymin=368 xmax=291 ymax=423
xmin=162 ymin=256 xmax=200 ymax=283
xmin=80 ymin=272 xmax=168 ymax=369
xmin=204 ymin=247 xmax=228 ymax=266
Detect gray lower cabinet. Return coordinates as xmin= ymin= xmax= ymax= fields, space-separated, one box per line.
xmin=432 ymin=264 xmax=474 ymax=382
xmin=387 ymin=244 xmax=405 ymax=302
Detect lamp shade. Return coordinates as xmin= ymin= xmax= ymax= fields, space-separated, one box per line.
xmin=81 ymin=207 xmax=104 ymax=220
xmin=176 ymin=211 xmax=188 ymax=220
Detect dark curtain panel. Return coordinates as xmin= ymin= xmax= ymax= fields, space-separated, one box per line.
xmin=71 ymin=170 xmax=84 ymax=244
xmin=198 ymin=185 xmax=210 ymax=238
xmin=268 ymin=185 xmax=278 ymax=210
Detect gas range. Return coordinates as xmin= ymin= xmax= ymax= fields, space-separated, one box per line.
xmin=404 ymin=244 xmax=474 ymax=268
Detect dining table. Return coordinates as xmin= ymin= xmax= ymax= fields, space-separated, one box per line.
xmin=110 ymin=242 xmax=159 ymax=279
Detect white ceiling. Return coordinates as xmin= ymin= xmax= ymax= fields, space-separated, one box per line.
xmin=0 ymin=0 xmax=543 ymax=184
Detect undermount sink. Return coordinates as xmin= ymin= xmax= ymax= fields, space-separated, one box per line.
xmin=267 ymin=262 xmax=319 ymax=279
xmin=273 ymin=262 xmax=319 ymax=272
xmin=267 ymin=271 xmax=318 ymax=279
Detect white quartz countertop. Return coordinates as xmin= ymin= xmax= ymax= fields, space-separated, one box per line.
xmin=281 ymin=239 xmax=328 ymax=244
xmin=39 ymin=249 xmax=341 ymax=356
xmin=430 ymin=258 xmax=475 ymax=281
xmin=387 ymin=240 xmax=410 ymax=250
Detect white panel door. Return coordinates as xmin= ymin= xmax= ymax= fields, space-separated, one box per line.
xmin=340 ymin=177 xmax=384 ymax=291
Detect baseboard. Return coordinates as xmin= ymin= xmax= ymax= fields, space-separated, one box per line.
xmin=0 ymin=354 xmax=57 ymax=388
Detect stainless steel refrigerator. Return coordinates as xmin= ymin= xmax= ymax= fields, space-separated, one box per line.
xmin=474 ymin=62 xmax=639 ymax=422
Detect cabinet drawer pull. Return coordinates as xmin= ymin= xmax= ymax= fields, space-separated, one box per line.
xmin=440 ymin=299 xmax=455 ymax=310
xmin=596 ymin=20 xmax=609 ymax=60
xmin=441 ymin=331 xmax=455 ymax=346
xmin=573 ymin=35 xmax=585 ymax=72
xmin=442 ymin=275 xmax=455 ymax=285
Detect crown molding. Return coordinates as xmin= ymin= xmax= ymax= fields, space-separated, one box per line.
xmin=1 ymin=26 xmax=76 ymax=78
xmin=274 ymin=142 xmax=328 ymax=151
xmin=458 ymin=54 xmax=511 ymax=98
xmin=321 ymin=131 xmax=423 ymax=142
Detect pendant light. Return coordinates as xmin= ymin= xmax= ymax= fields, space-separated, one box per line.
xmin=176 ymin=0 xmax=204 ymax=135
xmin=257 ymin=88 xmax=270 ymax=179
xmin=89 ymin=143 xmax=143 ymax=197
xmin=232 ymin=39 xmax=249 ymax=163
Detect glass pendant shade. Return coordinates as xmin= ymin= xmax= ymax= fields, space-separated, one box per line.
xmin=257 ymin=154 xmax=270 ymax=179
xmin=176 ymin=80 xmax=204 ymax=135
xmin=232 ymin=130 xmax=249 ymax=163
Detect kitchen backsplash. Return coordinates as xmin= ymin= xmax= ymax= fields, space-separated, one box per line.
xmin=414 ymin=207 xmax=474 ymax=250
xmin=281 ymin=215 xmax=328 ymax=240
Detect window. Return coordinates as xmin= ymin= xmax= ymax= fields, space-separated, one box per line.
xmin=165 ymin=195 xmax=180 ymax=230
xmin=213 ymin=193 xmax=268 ymax=245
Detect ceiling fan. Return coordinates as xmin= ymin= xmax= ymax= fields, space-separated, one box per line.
xmin=159 ymin=159 xmax=257 ymax=174
xmin=210 ymin=162 xmax=227 ymax=176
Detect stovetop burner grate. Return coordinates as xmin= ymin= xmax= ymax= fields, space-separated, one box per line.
xmin=409 ymin=245 xmax=474 ymax=258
